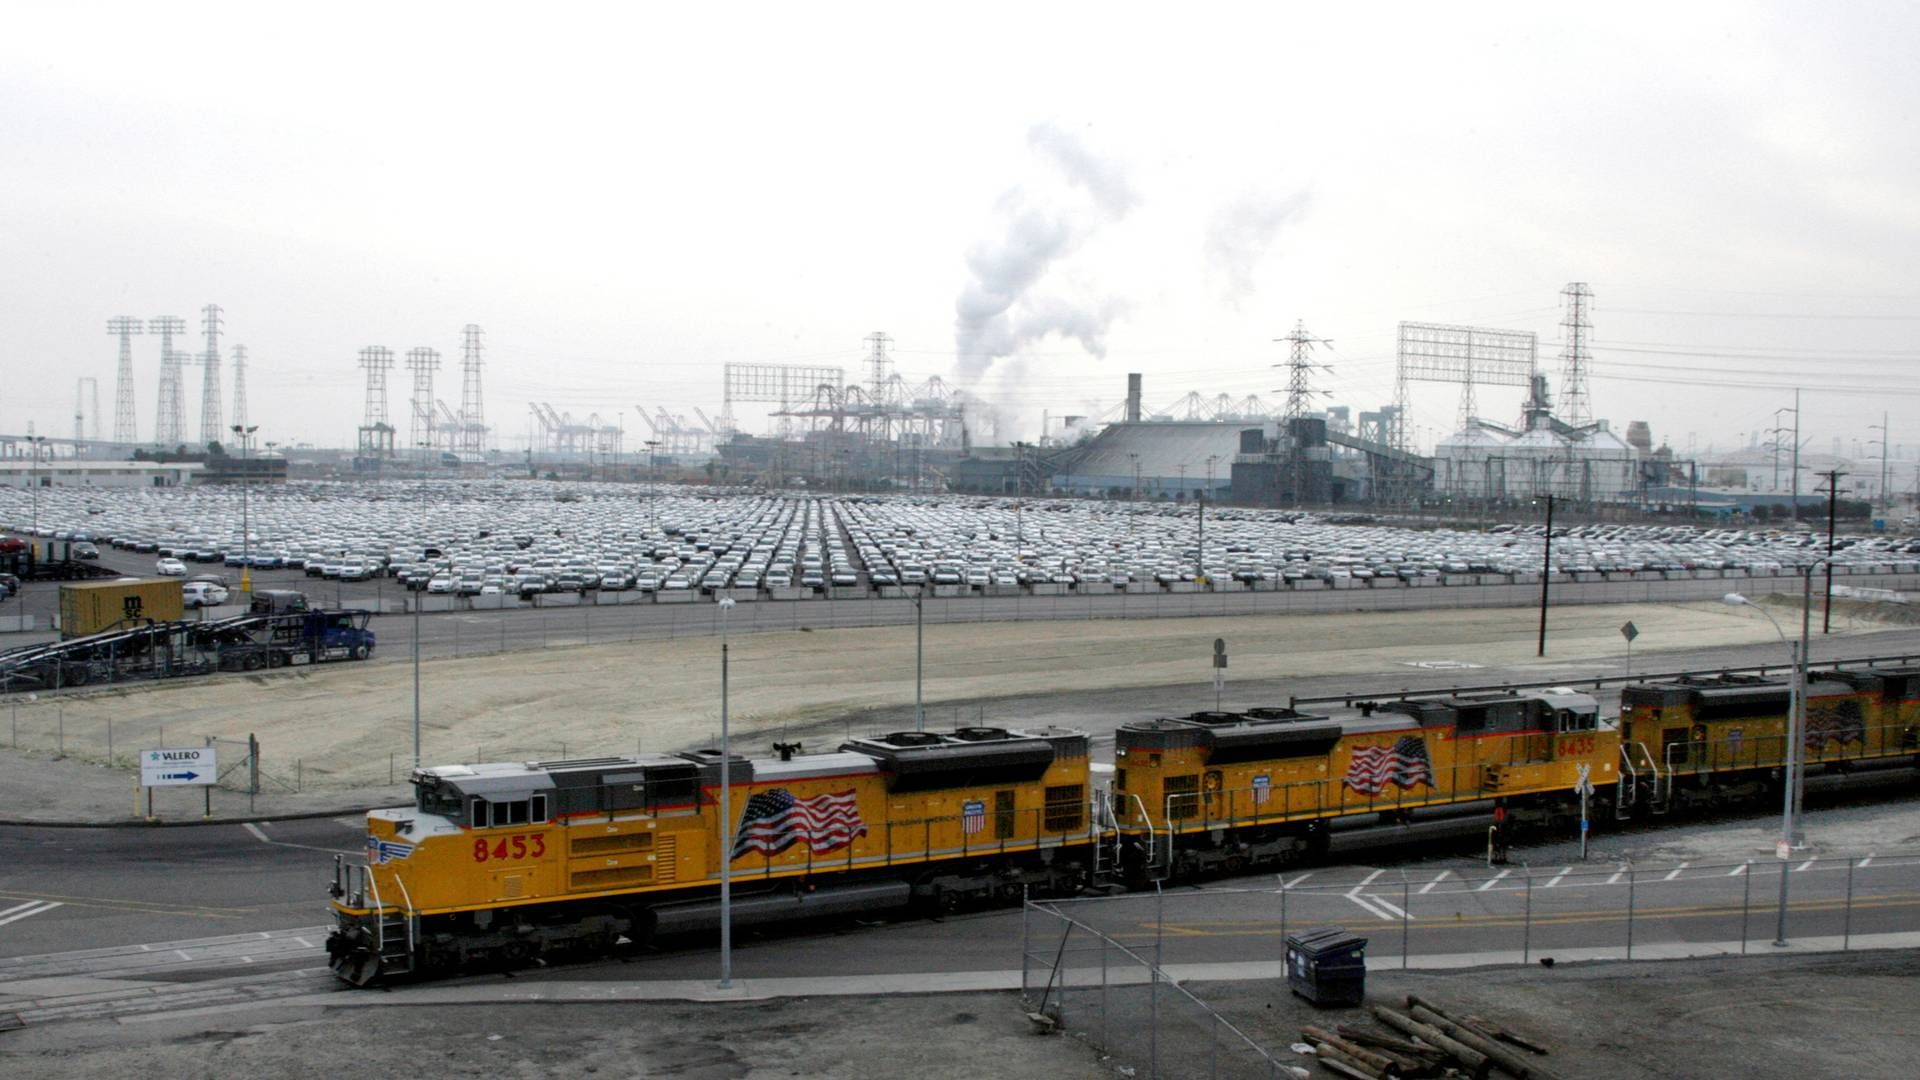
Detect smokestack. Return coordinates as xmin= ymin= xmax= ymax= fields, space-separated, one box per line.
xmin=1126 ymin=373 xmax=1142 ymax=423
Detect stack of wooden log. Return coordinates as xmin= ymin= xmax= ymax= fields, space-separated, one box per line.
xmin=1298 ymin=994 xmax=1561 ymax=1080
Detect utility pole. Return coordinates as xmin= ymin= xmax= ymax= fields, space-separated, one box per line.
xmin=107 ymin=317 xmax=143 ymax=444
xmin=1537 ymin=494 xmax=1554 ymax=657
xmin=1790 ymin=389 xmax=1801 ymax=525
xmin=1819 ymin=469 xmax=1846 ymax=634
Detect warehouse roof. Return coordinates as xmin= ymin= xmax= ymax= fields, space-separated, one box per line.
xmin=1057 ymin=421 xmax=1247 ymax=488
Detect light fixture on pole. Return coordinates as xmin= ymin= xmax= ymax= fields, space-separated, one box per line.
xmin=231 ymin=424 xmax=258 ymax=595
xmin=717 ymin=595 xmax=737 ymax=989
xmin=914 ymin=583 xmax=925 ymax=732
xmin=1723 ymin=575 xmax=1822 ymax=947
xmin=26 ymin=435 xmax=46 ymax=534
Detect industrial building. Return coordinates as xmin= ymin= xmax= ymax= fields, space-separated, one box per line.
xmin=0 ymin=460 xmax=202 ymax=488
xmin=1432 ymin=375 xmax=1639 ymax=503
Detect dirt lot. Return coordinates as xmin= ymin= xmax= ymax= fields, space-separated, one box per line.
xmin=0 ymin=992 xmax=1112 ymax=1080
xmin=1215 ymin=950 xmax=1920 ymax=1079
xmin=0 ymin=598 xmax=1859 ymax=792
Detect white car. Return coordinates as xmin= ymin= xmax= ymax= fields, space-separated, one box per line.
xmin=155 ymin=557 xmax=187 ymax=576
xmin=182 ymin=581 xmax=230 ymax=608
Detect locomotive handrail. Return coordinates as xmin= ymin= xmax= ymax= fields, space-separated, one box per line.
xmin=1286 ymin=650 xmax=1920 ymax=708
xmin=393 ymin=875 xmax=417 ymax=959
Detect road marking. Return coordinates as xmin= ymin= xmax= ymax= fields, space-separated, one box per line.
xmin=1343 ymin=871 xmax=1396 ymax=920
xmin=1277 ymin=872 xmax=1312 ymax=891
xmin=240 ymin=821 xmax=361 ymax=857
xmin=294 ymin=937 xmax=313 ymax=949
xmin=175 ymin=949 xmax=192 ymax=961
xmin=1344 ymin=891 xmax=1397 ymax=921
xmin=0 ymin=891 xmax=250 ymax=919
xmin=1796 ymin=859 xmax=1817 ymax=872
xmin=1477 ymin=869 xmax=1510 ymax=892
xmin=1547 ymin=867 xmax=1571 ymax=888
xmin=1418 ymin=870 xmax=1450 ymax=895
xmin=1859 ymin=856 xmax=1874 ymax=869
xmin=1728 ymin=864 xmax=1748 ymax=877
xmin=1367 ymin=894 xmax=1415 ymax=920
xmin=1606 ymin=868 xmax=1625 ymax=885
xmin=1664 ymin=862 xmax=1690 ymax=882
xmin=0 ymin=901 xmax=62 ymax=927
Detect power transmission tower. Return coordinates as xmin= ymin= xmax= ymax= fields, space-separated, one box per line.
xmin=107 ymin=317 xmax=143 ymax=444
xmin=230 ymin=345 xmax=250 ymax=430
xmin=198 ymin=304 xmax=224 ymax=446
xmin=1559 ymin=282 xmax=1593 ymax=427
xmin=459 ymin=324 xmax=486 ymax=453
xmin=358 ymin=346 xmax=396 ymax=460
xmin=150 ymin=316 xmax=187 ymax=446
xmin=1275 ymin=320 xmax=1332 ymax=422
xmin=405 ymin=347 xmax=441 ymax=461
xmin=74 ymin=377 xmax=100 ymax=443
xmin=1275 ymin=320 xmax=1334 ymax=507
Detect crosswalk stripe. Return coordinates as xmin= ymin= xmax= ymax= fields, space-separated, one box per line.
xmin=0 ymin=901 xmax=62 ymax=928
xmin=1477 ymin=869 xmax=1510 ymax=892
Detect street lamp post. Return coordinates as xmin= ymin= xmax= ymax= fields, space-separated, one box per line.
xmin=717 ymin=595 xmax=736 ymax=989
xmin=231 ymin=425 xmax=258 ymax=595
xmin=26 ymin=435 xmax=46 ymax=535
xmin=1724 ymin=569 xmax=1824 ymax=946
xmin=914 ymin=584 xmax=925 ymax=731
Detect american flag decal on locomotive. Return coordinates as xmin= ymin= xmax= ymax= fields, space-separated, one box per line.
xmin=731 ymin=788 xmax=867 ymax=860
xmin=366 ymin=837 xmax=415 ymax=864
xmin=1343 ymin=736 xmax=1435 ymax=795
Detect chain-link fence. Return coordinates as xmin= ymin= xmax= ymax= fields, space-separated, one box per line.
xmin=1023 ymin=850 xmax=1920 ymax=1078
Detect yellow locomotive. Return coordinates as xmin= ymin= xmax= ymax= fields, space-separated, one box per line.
xmin=329 ymin=670 xmax=1920 ymax=985
xmin=327 ymin=726 xmax=1096 ymax=985
xmin=1108 ymin=689 xmax=1613 ymax=882
xmin=1617 ymin=667 xmax=1920 ymax=815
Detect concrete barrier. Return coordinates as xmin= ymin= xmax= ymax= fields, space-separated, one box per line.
xmin=654 ymin=590 xmax=696 ymax=604
xmin=1369 ymin=576 xmax=1402 ymax=588
xmin=932 ymin=584 xmax=965 ymax=598
xmin=829 ymin=586 xmax=866 ymax=600
xmin=0 ymin=615 xmax=35 ymax=632
xmin=719 ymin=588 xmax=760 ymax=602
xmin=471 ymin=594 xmax=511 ymax=610
xmin=1029 ymin=582 xmax=1066 ymax=596
xmin=1167 ymin=581 xmax=1200 ymax=594
xmin=1210 ymin=579 xmax=1246 ymax=592
xmin=764 ymin=587 xmax=807 ymax=602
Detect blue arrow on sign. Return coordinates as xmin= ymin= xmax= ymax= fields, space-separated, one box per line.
xmin=160 ymin=771 xmax=200 ymax=782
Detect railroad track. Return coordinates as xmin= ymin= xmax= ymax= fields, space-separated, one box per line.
xmin=0 ymin=926 xmax=340 ymax=1026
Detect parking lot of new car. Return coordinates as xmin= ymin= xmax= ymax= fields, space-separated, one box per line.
xmin=6 ymin=481 xmax=1916 ymax=613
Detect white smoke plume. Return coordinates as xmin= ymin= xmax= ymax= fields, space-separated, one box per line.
xmin=1205 ymin=189 xmax=1311 ymax=305
xmin=953 ymin=123 xmax=1137 ymax=381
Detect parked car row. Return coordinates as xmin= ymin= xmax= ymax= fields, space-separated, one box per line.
xmin=6 ymin=480 xmax=1920 ymax=608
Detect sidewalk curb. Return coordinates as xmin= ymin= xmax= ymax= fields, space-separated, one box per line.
xmin=0 ymin=806 xmax=387 ymax=829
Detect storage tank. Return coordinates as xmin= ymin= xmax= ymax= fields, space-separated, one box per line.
xmin=58 ymin=578 xmax=184 ymax=638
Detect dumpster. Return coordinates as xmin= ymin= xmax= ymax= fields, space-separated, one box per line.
xmin=1284 ymin=926 xmax=1367 ymax=1006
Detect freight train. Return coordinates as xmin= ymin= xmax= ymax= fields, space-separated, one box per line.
xmin=327 ymin=666 xmax=1920 ymax=985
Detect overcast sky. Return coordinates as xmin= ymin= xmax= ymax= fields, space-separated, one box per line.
xmin=5 ymin=2 xmax=1917 ymax=462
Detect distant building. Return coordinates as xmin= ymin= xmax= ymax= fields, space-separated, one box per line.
xmin=1433 ymin=375 xmax=1638 ymax=503
xmin=0 ymin=460 xmax=202 ymax=488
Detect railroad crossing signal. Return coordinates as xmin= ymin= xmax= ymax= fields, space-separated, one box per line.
xmin=1574 ymin=763 xmax=1594 ymax=795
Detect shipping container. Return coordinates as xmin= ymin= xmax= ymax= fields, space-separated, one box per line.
xmin=58 ymin=578 xmax=184 ymax=638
